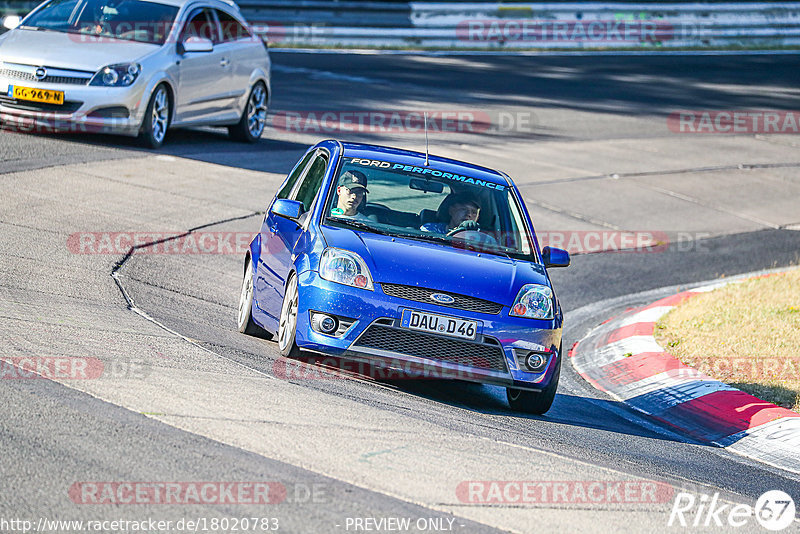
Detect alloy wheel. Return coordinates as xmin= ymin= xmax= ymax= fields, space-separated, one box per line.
xmin=246 ymin=84 xmax=267 ymax=138
xmin=150 ymin=87 xmax=169 ymax=144
xmin=278 ymin=276 xmax=298 ymax=352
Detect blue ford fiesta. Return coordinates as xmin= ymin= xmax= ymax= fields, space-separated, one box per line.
xmin=237 ymin=140 xmax=570 ymax=414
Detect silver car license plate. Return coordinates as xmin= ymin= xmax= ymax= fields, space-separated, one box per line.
xmin=400 ymin=309 xmax=478 ymax=340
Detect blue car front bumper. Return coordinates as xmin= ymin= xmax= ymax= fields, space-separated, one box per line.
xmin=293 ymin=270 xmax=562 ymax=391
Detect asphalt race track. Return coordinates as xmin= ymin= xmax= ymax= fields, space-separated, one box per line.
xmin=2 ymin=52 xmax=800 ymax=533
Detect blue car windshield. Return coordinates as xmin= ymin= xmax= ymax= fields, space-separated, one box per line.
xmin=324 ymin=157 xmax=537 ymax=261
xmin=21 ymin=0 xmax=178 ymax=45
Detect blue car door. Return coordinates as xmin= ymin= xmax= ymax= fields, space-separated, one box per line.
xmin=254 ymin=149 xmax=313 ymax=323
xmin=257 ymin=149 xmax=330 ymax=320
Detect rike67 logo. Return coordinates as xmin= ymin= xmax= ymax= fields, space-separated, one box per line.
xmin=669 ymin=490 xmax=796 ymax=531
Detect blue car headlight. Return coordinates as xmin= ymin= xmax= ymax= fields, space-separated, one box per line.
xmin=90 ymin=63 xmax=141 ymax=87
xmin=319 ymin=248 xmax=374 ymax=291
xmin=510 ymin=284 xmax=554 ymax=320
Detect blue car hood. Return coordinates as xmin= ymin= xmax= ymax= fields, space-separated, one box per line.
xmin=320 ymin=226 xmax=548 ymax=305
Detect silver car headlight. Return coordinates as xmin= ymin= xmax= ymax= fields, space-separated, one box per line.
xmin=89 ymin=63 xmax=141 ymax=87
xmin=510 ymin=284 xmax=554 ymax=320
xmin=319 ymin=248 xmax=374 ymax=291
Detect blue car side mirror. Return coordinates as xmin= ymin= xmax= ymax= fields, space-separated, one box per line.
xmin=542 ymin=246 xmax=570 ymax=268
xmin=271 ymin=199 xmax=304 ymax=220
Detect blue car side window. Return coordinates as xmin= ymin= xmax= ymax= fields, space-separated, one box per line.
xmin=277 ymin=151 xmax=314 ymax=200
xmin=293 ymin=154 xmax=328 ymax=213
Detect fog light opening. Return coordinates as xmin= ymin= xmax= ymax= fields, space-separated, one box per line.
xmin=525 ymin=352 xmax=548 ymax=373
xmin=311 ymin=313 xmax=338 ymax=334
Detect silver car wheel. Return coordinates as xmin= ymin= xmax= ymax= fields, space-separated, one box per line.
xmin=246 ymin=84 xmax=267 ymax=138
xmin=151 ymin=87 xmax=169 ymax=144
xmin=278 ymin=275 xmax=298 ymax=352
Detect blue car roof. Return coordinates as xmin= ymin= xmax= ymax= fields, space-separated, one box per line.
xmin=337 ymin=141 xmax=512 ymax=188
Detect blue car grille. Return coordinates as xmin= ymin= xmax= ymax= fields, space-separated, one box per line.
xmin=354 ymin=324 xmax=508 ymax=372
xmin=380 ymin=283 xmax=503 ymax=315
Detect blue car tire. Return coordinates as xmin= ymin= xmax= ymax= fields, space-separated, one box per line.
xmin=237 ymin=256 xmax=271 ymax=339
xmin=506 ymin=345 xmax=561 ymax=414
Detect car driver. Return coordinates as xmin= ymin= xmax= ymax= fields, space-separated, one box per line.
xmin=421 ymin=192 xmax=497 ymax=245
xmin=331 ymin=170 xmax=371 ymax=221
xmin=421 ymin=193 xmax=482 ymax=234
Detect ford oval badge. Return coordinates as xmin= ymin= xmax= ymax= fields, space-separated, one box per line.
xmin=430 ymin=293 xmax=455 ymax=304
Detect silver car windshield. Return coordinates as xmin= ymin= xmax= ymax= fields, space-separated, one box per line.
xmin=324 ymin=157 xmax=537 ymax=261
xmin=21 ymin=0 xmax=178 ymax=45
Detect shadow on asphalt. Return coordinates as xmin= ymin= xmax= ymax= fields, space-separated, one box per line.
xmin=277 ymin=353 xmax=697 ymax=444
xmin=6 ymin=126 xmax=310 ymax=174
xmin=274 ymin=53 xmax=800 ymax=116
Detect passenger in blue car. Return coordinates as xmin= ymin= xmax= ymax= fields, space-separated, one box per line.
xmin=420 ymin=193 xmax=497 ymax=245
xmin=331 ymin=170 xmax=373 ymax=222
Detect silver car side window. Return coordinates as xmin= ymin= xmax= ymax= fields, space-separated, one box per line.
xmin=181 ymin=8 xmax=216 ymax=43
xmin=215 ymin=9 xmax=250 ymax=43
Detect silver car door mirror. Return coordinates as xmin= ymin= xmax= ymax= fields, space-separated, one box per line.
xmin=3 ymin=15 xmax=21 ymax=30
xmin=181 ymin=36 xmax=213 ymax=53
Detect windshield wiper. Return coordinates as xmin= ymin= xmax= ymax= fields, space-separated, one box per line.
xmin=486 ymin=247 xmax=512 ymax=259
xmin=396 ymin=232 xmax=450 ymax=245
xmin=327 ymin=217 xmax=391 ymax=236
xmin=395 ymin=232 xmax=507 ymax=256
xmin=423 ymin=234 xmax=513 ymax=258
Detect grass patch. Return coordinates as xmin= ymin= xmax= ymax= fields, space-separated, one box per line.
xmin=655 ymin=269 xmax=800 ymax=413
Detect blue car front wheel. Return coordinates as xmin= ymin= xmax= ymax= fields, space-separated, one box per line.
xmin=506 ymin=349 xmax=561 ymax=415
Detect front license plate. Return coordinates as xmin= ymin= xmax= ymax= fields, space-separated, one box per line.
xmin=400 ymin=309 xmax=479 ymax=340
xmin=12 ymin=85 xmax=65 ymax=105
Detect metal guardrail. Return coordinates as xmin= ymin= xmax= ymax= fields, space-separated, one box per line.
xmin=3 ymin=1 xmax=800 ymax=48
xmin=262 ymin=2 xmax=800 ymax=48
xmin=238 ymin=1 xmax=411 ymax=28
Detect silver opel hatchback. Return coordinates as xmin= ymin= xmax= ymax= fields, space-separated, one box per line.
xmin=0 ymin=0 xmax=270 ymax=147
